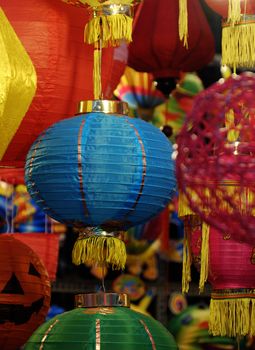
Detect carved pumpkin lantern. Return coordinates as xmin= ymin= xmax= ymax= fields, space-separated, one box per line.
xmin=0 ymin=234 xmax=51 ymax=350
xmin=0 ymin=0 xmax=127 ymax=167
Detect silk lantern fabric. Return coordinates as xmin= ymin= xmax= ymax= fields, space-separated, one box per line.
xmin=25 ymin=306 xmax=178 ymax=349
xmin=25 ymin=113 xmax=176 ymax=229
xmin=0 ymin=0 xmax=128 ymax=168
xmin=128 ymin=0 xmax=215 ymax=79
xmin=0 ymin=235 xmax=51 ymax=350
xmin=0 ymin=8 xmax=36 ymax=161
xmin=190 ymin=225 xmax=255 ymax=338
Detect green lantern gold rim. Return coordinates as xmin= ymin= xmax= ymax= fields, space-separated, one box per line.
xmin=75 ymin=292 xmax=130 ymax=308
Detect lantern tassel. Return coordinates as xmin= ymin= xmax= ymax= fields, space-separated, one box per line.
xmin=182 ymin=228 xmax=191 ymax=293
xmin=199 ymin=222 xmax=209 ymax=293
xmin=93 ymin=43 xmax=102 ymax=99
xmin=222 ymin=21 xmax=255 ymax=70
xmin=84 ymin=14 xmax=133 ymax=47
xmin=178 ymin=190 xmax=194 ymax=217
xmin=72 ymin=235 xmax=127 ymax=270
xmin=228 ymin=0 xmax=241 ymax=24
xmin=178 ymin=0 xmax=188 ymax=48
xmin=209 ymin=293 xmax=255 ymax=337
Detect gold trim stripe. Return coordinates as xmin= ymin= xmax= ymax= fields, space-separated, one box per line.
xmin=78 ymin=119 xmax=89 ymax=217
xmin=96 ymin=319 xmax=101 ymax=350
xmin=39 ymin=319 xmax=59 ymax=349
xmin=124 ymin=120 xmax=147 ymax=216
xmin=140 ymin=319 xmax=156 ymax=350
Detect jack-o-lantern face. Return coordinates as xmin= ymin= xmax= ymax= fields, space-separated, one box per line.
xmin=0 ymin=235 xmax=51 ymax=350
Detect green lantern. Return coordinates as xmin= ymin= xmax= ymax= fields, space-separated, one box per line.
xmin=25 ymin=293 xmax=178 ymax=350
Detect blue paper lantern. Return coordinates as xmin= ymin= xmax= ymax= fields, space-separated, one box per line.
xmin=25 ymin=102 xmax=176 ymax=269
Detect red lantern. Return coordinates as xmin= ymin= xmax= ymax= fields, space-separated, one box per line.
xmin=0 ymin=235 xmax=51 ymax=350
xmin=0 ymin=0 xmax=128 ymax=167
xmin=128 ymin=0 xmax=215 ymax=79
xmin=189 ymin=225 xmax=255 ymax=338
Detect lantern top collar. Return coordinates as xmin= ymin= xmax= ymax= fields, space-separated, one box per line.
xmin=77 ymin=100 xmax=129 ymax=115
xmin=75 ymin=292 xmax=130 ymax=308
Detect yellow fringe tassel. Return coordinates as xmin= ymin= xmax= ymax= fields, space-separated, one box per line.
xmin=93 ymin=43 xmax=102 ymax=100
xmin=228 ymin=0 xmax=241 ymax=24
xmin=178 ymin=0 xmax=188 ymax=48
xmin=222 ymin=21 xmax=255 ymax=69
xmin=72 ymin=235 xmax=127 ymax=270
xmin=209 ymin=297 xmax=255 ymax=337
xmin=182 ymin=228 xmax=191 ymax=293
xmin=199 ymin=222 xmax=209 ymax=293
xmin=178 ymin=191 xmax=194 ymax=218
xmin=84 ymin=14 xmax=133 ymax=47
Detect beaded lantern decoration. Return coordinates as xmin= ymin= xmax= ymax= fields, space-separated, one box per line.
xmin=177 ymin=73 xmax=255 ymax=244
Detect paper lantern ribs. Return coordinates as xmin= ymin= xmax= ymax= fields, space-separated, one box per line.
xmin=25 ymin=103 xmax=176 ymax=270
xmin=24 ymin=293 xmax=178 ymax=350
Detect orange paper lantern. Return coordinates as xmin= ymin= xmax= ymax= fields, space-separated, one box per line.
xmin=0 ymin=235 xmax=51 ymax=350
xmin=0 ymin=0 xmax=127 ymax=167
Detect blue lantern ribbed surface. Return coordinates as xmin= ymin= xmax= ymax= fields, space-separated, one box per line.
xmin=25 ymin=113 xmax=176 ymax=229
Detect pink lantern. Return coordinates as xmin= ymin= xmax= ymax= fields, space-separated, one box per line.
xmin=177 ymin=73 xmax=255 ymax=243
xmin=189 ymin=225 xmax=255 ymax=338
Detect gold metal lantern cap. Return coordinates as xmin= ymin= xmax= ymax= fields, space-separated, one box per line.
xmin=77 ymin=100 xmax=129 ymax=115
xmin=75 ymin=292 xmax=130 ymax=308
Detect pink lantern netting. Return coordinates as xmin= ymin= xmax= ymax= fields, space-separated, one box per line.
xmin=177 ymin=73 xmax=255 ymax=243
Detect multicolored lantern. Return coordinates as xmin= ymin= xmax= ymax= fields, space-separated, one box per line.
xmin=153 ymin=73 xmax=204 ymax=138
xmin=0 ymin=8 xmax=36 ymax=161
xmin=114 ymin=66 xmax=166 ymax=121
xmin=0 ymin=0 xmax=127 ymax=167
xmin=24 ymin=292 xmax=178 ymax=350
xmin=0 ymin=235 xmax=51 ymax=350
xmin=128 ymin=0 xmax=215 ymax=80
xmin=168 ymin=304 xmax=241 ymax=350
xmin=205 ymin=0 xmax=255 ymax=69
xmin=177 ymin=73 xmax=255 ymax=244
xmin=25 ymin=100 xmax=176 ymax=270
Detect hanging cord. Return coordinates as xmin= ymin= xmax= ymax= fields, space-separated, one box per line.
xmin=101 ymin=264 xmax=106 ymax=293
xmin=93 ymin=25 xmax=103 ymax=99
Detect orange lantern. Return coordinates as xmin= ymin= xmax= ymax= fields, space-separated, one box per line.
xmin=0 ymin=235 xmax=51 ymax=350
xmin=128 ymin=0 xmax=214 ymax=83
xmin=0 ymin=0 xmax=127 ymax=167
